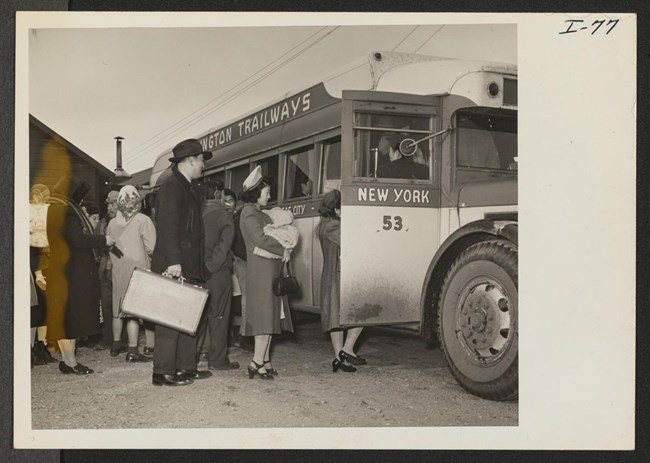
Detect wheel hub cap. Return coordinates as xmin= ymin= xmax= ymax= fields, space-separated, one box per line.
xmin=459 ymin=281 xmax=512 ymax=362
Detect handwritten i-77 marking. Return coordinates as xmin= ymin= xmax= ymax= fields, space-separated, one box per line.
xmin=605 ymin=19 xmax=619 ymax=34
xmin=592 ymin=19 xmax=605 ymax=34
xmin=560 ymin=19 xmax=583 ymax=34
xmin=560 ymin=18 xmax=619 ymax=35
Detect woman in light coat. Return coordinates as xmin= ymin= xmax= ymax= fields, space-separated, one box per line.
xmin=106 ymin=186 xmax=156 ymax=362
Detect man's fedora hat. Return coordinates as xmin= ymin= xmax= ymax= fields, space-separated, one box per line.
xmin=169 ymin=139 xmax=214 ymax=163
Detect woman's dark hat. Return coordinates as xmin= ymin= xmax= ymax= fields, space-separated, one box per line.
xmin=169 ymin=139 xmax=213 ymax=163
xmin=321 ymin=189 xmax=341 ymax=210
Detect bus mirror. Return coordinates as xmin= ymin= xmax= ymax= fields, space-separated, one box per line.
xmin=399 ymin=127 xmax=453 ymax=157
xmin=399 ymin=139 xmax=417 ymax=157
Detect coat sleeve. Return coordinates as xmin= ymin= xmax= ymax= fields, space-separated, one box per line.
xmin=155 ymin=181 xmax=184 ymax=265
xmin=140 ymin=215 xmax=157 ymax=256
xmin=241 ymin=208 xmax=286 ymax=256
xmin=64 ymin=209 xmax=107 ymax=249
xmin=322 ymin=219 xmax=341 ymax=248
xmin=204 ymin=209 xmax=234 ymax=273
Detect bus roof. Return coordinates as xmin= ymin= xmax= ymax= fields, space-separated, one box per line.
xmin=322 ymin=51 xmax=516 ymax=97
xmin=149 ymin=51 xmax=517 ymax=186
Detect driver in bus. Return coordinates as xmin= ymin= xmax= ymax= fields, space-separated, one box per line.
xmin=375 ymin=132 xmax=429 ymax=180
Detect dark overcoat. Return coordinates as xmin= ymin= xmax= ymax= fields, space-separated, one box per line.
xmin=151 ymin=167 xmax=206 ymax=282
xmin=203 ymin=200 xmax=234 ymax=277
xmin=318 ymin=217 xmax=342 ymax=332
xmin=45 ymin=193 xmax=106 ymax=340
xmin=203 ymin=199 xmax=234 ymax=316
xmin=239 ymin=204 xmax=293 ymax=335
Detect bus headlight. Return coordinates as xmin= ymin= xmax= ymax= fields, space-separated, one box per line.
xmin=487 ymin=81 xmax=500 ymax=98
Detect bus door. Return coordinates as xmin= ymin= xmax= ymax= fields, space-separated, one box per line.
xmin=339 ymin=91 xmax=441 ymax=325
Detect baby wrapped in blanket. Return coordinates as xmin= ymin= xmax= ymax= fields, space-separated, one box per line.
xmin=253 ymin=207 xmax=299 ymax=260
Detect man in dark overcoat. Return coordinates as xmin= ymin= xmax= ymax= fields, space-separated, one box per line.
xmin=150 ymin=139 xmax=213 ymax=386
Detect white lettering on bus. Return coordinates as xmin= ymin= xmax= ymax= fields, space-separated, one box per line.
xmin=270 ymin=106 xmax=280 ymax=124
xmin=280 ymin=102 xmax=290 ymax=120
xmin=293 ymin=204 xmax=305 ymax=216
xmin=279 ymin=204 xmax=306 ymax=216
xmin=202 ymin=128 xmax=232 ymax=150
xmin=358 ymin=187 xmax=389 ymax=202
xmin=392 ymin=188 xmax=430 ymax=204
xmin=218 ymin=92 xmax=313 ymax=140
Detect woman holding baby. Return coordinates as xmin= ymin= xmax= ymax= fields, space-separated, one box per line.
xmin=239 ymin=166 xmax=295 ymax=380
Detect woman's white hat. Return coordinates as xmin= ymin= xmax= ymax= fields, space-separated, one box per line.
xmin=243 ymin=165 xmax=264 ymax=192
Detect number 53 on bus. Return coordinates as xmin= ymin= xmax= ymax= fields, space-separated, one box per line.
xmin=150 ymin=51 xmax=518 ymax=400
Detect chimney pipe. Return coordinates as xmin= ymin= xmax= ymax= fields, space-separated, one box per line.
xmin=113 ymin=136 xmax=131 ymax=179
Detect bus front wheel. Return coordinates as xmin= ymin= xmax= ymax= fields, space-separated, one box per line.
xmin=437 ymin=239 xmax=518 ymax=401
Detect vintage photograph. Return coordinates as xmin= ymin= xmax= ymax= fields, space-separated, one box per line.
xmin=14 ymin=12 xmax=635 ymax=450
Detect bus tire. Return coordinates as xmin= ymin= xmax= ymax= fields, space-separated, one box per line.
xmin=437 ymin=239 xmax=518 ymax=401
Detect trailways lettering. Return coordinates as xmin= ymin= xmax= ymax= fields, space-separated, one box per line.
xmin=201 ymin=92 xmax=311 ymax=151
xmin=357 ymin=187 xmax=430 ymax=204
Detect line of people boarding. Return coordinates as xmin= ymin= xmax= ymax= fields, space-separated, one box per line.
xmin=29 ymin=137 xmax=366 ymax=385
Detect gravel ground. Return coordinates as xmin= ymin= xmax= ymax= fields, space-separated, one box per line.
xmin=31 ymin=315 xmax=517 ymax=429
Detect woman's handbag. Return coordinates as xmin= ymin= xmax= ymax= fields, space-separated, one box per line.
xmin=273 ymin=261 xmax=299 ymax=297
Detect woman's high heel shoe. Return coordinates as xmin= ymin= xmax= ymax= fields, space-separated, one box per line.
xmin=263 ymin=361 xmax=278 ymax=376
xmin=248 ymin=360 xmax=274 ymax=380
xmin=332 ymin=358 xmax=356 ymax=373
xmin=339 ymin=350 xmax=367 ymax=366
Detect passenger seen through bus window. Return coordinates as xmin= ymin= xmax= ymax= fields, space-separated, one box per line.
xmin=375 ymin=132 xmax=429 ymax=180
xmin=320 ymin=138 xmax=341 ymax=194
xmin=300 ymin=178 xmax=312 ymax=197
xmin=285 ymin=147 xmax=315 ymax=200
xmin=354 ymin=112 xmax=432 ymax=178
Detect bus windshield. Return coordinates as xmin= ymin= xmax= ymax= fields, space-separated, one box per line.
xmin=454 ymin=107 xmax=517 ymax=183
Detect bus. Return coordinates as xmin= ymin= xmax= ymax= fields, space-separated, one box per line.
xmin=150 ymin=51 xmax=518 ymax=400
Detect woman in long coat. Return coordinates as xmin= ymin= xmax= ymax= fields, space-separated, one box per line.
xmin=239 ymin=166 xmax=293 ymax=380
xmin=46 ymin=176 xmax=114 ymax=375
xmin=318 ymin=189 xmax=365 ymax=373
xmin=106 ymin=185 xmax=156 ymax=362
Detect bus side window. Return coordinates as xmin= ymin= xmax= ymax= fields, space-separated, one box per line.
xmin=320 ymin=138 xmax=341 ymax=194
xmin=256 ymin=155 xmax=280 ymax=204
xmin=284 ymin=146 xmax=315 ymax=200
xmin=228 ymin=163 xmax=251 ymax=198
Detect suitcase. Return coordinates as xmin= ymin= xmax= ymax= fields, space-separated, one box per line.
xmin=121 ymin=267 xmax=209 ymax=335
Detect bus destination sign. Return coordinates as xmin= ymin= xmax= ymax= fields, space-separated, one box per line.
xmin=358 ymin=186 xmax=430 ymax=204
xmin=343 ymin=186 xmax=437 ymax=208
xmin=199 ymin=83 xmax=337 ymax=152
